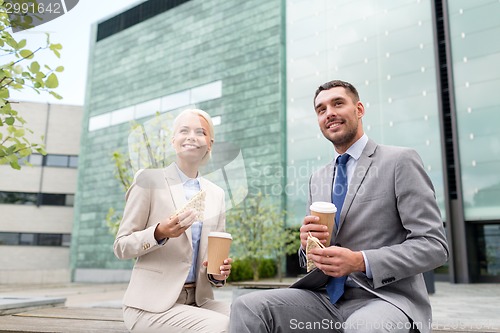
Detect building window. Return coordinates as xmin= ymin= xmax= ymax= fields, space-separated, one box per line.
xmin=69 ymin=156 xmax=79 ymax=168
xmin=62 ymin=234 xmax=72 ymax=247
xmin=29 ymin=154 xmax=43 ymax=166
xmin=45 ymin=154 xmax=69 ymax=167
xmin=96 ymin=0 xmax=192 ymax=41
xmin=0 ymin=192 xmax=37 ymax=205
xmin=17 ymin=154 xmax=78 ymax=168
xmin=478 ymin=224 xmax=500 ymax=278
xmin=40 ymin=193 xmax=67 ymax=206
xmin=19 ymin=233 xmax=35 ymax=245
xmin=38 ymin=234 xmax=62 ymax=246
xmin=0 ymin=191 xmax=74 ymax=207
xmin=65 ymin=194 xmax=75 ymax=206
xmin=88 ymin=80 xmax=223 ymax=132
xmin=0 ymin=232 xmax=71 ymax=247
xmin=0 ymin=233 xmax=19 ymax=246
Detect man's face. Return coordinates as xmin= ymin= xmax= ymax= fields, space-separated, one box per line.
xmin=314 ymin=87 xmax=364 ymax=152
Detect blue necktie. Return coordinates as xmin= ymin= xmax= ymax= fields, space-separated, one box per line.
xmin=326 ymin=153 xmax=350 ymax=304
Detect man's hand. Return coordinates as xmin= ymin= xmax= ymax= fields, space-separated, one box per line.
xmin=300 ymin=215 xmax=329 ymax=249
xmin=307 ymin=246 xmax=366 ymax=277
xmin=154 ymin=210 xmax=196 ymax=240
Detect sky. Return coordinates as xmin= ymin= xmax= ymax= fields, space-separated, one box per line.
xmin=9 ymin=0 xmax=145 ymax=106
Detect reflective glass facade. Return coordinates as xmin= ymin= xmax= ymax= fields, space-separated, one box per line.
xmin=75 ymin=0 xmax=500 ymax=282
xmin=447 ymin=0 xmax=500 ymax=280
xmin=447 ymin=0 xmax=500 ymax=221
xmin=286 ymin=0 xmax=444 ymax=222
xmin=285 ymin=0 xmax=500 ymax=281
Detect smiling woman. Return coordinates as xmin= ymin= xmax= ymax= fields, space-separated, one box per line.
xmin=113 ymin=108 xmax=233 ymax=333
xmin=171 ymin=109 xmax=215 ymax=177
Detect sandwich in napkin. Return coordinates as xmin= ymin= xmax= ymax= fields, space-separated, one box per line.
xmin=175 ymin=189 xmax=206 ymax=223
xmin=306 ymin=232 xmax=325 ymax=272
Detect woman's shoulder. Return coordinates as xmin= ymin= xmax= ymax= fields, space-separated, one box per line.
xmin=134 ymin=168 xmax=164 ymax=178
xmin=133 ymin=168 xmax=166 ymax=187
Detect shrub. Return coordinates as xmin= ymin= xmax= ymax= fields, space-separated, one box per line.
xmin=227 ymin=258 xmax=276 ymax=282
xmin=227 ymin=259 xmax=253 ymax=282
xmin=258 ymin=258 xmax=276 ymax=279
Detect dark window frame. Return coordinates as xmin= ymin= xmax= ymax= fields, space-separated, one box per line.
xmin=0 ymin=191 xmax=74 ymax=207
xmin=0 ymin=232 xmax=71 ymax=247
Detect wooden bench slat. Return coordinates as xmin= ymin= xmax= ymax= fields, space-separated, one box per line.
xmin=13 ymin=307 xmax=123 ymax=322
xmin=0 ymin=316 xmax=127 ymax=333
xmin=0 ymin=307 xmax=127 ymax=333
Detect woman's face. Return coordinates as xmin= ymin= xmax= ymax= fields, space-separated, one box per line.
xmin=172 ymin=113 xmax=213 ymax=164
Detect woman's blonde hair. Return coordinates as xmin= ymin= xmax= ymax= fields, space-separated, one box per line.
xmin=173 ymin=108 xmax=215 ymax=164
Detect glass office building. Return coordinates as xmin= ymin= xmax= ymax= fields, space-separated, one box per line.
xmin=73 ymin=0 xmax=500 ymax=283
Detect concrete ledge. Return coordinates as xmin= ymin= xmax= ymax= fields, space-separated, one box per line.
xmin=0 ymin=297 xmax=66 ymax=316
xmin=73 ymin=269 xmax=131 ymax=283
xmin=0 ymin=268 xmax=70 ymax=285
xmin=231 ymin=280 xmax=291 ymax=289
xmin=0 ymin=307 xmax=127 ymax=332
xmin=230 ymin=280 xmax=291 ymax=301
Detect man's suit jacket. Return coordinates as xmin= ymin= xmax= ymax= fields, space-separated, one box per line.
xmin=114 ymin=163 xmax=226 ymax=313
xmin=306 ymin=139 xmax=449 ymax=332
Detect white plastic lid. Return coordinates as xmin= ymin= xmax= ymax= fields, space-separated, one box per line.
xmin=208 ymin=231 xmax=232 ymax=239
xmin=310 ymin=201 xmax=337 ymax=214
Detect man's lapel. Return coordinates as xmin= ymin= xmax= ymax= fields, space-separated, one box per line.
xmin=337 ymin=140 xmax=377 ymax=231
xmin=317 ymin=163 xmax=335 ymax=203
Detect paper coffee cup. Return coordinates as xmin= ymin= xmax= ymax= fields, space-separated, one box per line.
xmin=310 ymin=202 xmax=337 ymax=245
xmin=207 ymin=232 xmax=232 ymax=275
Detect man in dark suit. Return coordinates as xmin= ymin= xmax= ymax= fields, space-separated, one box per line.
xmin=229 ymin=80 xmax=449 ymax=333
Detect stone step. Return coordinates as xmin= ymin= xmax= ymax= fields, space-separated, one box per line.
xmin=0 ymin=307 xmax=127 ymax=333
xmin=0 ymin=297 xmax=66 ymax=316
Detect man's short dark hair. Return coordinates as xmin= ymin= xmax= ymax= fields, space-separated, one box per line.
xmin=313 ymin=80 xmax=360 ymax=106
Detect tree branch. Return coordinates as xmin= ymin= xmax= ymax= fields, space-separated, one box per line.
xmin=0 ymin=77 xmax=14 ymax=90
xmin=12 ymin=46 xmax=43 ymax=65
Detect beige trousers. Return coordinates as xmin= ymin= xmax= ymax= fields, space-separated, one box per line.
xmin=123 ymin=287 xmax=230 ymax=333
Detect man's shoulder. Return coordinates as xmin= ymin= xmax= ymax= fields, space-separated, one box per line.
xmin=373 ymin=143 xmax=419 ymax=157
xmin=310 ymin=162 xmax=333 ymax=180
xmin=372 ymin=144 xmax=423 ymax=168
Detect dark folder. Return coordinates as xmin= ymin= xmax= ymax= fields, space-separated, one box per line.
xmin=289 ymin=268 xmax=329 ymax=290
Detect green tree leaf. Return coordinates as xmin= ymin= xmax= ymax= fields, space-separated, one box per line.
xmin=10 ymin=159 xmax=21 ymax=170
xmin=14 ymin=129 xmax=25 ymax=137
xmin=18 ymin=39 xmax=27 ymax=49
xmin=49 ymin=91 xmax=63 ymax=100
xmin=30 ymin=61 xmax=40 ymax=73
xmin=45 ymin=73 xmax=58 ymax=88
xmin=50 ymin=43 xmax=63 ymax=50
xmin=0 ymin=88 xmax=9 ymax=99
xmin=0 ymin=11 xmax=63 ymax=169
xmin=19 ymin=49 xmax=34 ymax=59
xmin=13 ymin=65 xmax=23 ymax=74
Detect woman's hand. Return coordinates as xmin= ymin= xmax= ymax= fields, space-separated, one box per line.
xmin=203 ymin=258 xmax=232 ymax=280
xmin=154 ymin=210 xmax=196 ymax=240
